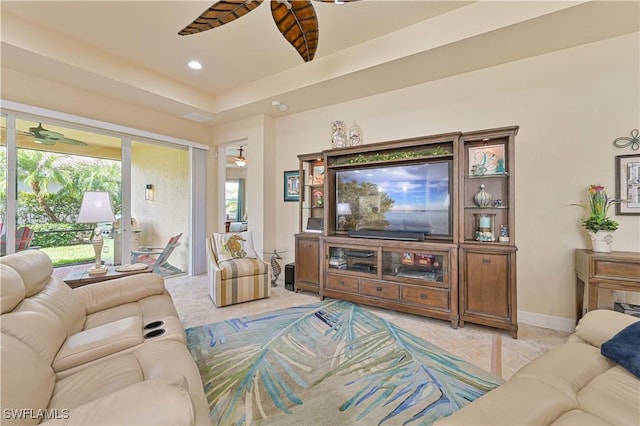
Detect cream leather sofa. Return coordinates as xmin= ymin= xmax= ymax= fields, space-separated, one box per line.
xmin=1 ymin=250 xmax=210 ymax=425
xmin=437 ymin=309 xmax=640 ymax=425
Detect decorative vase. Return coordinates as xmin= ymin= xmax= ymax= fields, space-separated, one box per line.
xmin=331 ymin=121 xmax=347 ymax=149
xmin=473 ymin=184 xmax=493 ymax=207
xmin=348 ymin=121 xmax=363 ymax=146
xmin=589 ymin=230 xmax=615 ymax=253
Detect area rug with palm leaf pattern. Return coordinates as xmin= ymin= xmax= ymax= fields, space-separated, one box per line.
xmin=185 ymin=300 xmax=502 ymax=425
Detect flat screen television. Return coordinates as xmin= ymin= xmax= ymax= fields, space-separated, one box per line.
xmin=335 ymin=160 xmax=452 ymax=240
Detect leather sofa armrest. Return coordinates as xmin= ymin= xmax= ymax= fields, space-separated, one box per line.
xmin=52 ymin=317 xmax=143 ymax=372
xmin=42 ymin=379 xmax=197 ymax=425
xmin=575 ymin=309 xmax=639 ymax=348
xmin=75 ymin=273 xmax=167 ymax=314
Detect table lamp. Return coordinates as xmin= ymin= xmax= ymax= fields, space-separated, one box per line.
xmin=77 ymin=191 xmax=116 ymax=275
xmin=337 ymin=203 xmax=352 ymax=230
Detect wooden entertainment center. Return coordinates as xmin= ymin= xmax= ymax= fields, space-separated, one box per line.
xmin=295 ymin=126 xmax=519 ymax=337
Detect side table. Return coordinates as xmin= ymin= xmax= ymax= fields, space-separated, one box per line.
xmin=64 ymin=265 xmax=153 ymax=289
xmin=575 ymin=249 xmax=640 ymax=319
xmin=264 ymin=250 xmax=287 ymax=287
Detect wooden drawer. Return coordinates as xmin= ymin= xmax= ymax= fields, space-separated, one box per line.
xmin=326 ymin=274 xmax=359 ymax=293
xmin=593 ymin=259 xmax=640 ymax=281
xmin=401 ymin=286 xmax=449 ymax=309
xmin=360 ymin=279 xmax=399 ymax=301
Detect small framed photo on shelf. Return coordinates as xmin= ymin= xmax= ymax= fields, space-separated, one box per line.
xmin=401 ymin=252 xmax=414 ymax=265
xmin=468 ymin=144 xmax=506 ymax=176
xmin=283 ymin=170 xmax=300 ymax=202
xmin=616 ymin=154 xmax=640 ymax=215
xmin=313 ymin=165 xmax=325 ymax=185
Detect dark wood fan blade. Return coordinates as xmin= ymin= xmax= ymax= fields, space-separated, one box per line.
xmin=179 ymin=0 xmax=264 ymax=35
xmin=271 ymin=0 xmax=318 ymax=62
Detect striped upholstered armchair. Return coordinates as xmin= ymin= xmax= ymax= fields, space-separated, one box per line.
xmin=206 ymin=230 xmax=271 ymax=307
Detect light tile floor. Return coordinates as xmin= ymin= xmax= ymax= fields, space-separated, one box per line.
xmin=164 ymin=274 xmax=570 ymax=381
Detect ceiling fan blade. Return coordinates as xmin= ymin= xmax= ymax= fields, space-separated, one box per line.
xmin=179 ymin=0 xmax=264 ymax=35
xmin=59 ymin=137 xmax=88 ymax=146
xmin=28 ymin=123 xmax=63 ymax=140
xmin=271 ymin=0 xmax=318 ymax=62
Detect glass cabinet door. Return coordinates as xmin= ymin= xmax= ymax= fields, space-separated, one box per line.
xmin=328 ymin=246 xmax=377 ymax=275
xmin=382 ymin=250 xmax=447 ymax=286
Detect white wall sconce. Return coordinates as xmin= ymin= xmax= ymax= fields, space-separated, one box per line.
xmin=145 ymin=184 xmax=154 ymax=200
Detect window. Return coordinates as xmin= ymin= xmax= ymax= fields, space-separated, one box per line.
xmin=225 ymin=179 xmax=244 ymax=222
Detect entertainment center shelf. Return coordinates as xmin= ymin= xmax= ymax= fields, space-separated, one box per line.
xmin=322 ymin=236 xmax=459 ymax=327
xmin=294 ymin=126 xmax=519 ymax=338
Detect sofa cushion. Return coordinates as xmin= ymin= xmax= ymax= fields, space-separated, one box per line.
xmin=76 ymin=273 xmax=167 ymax=315
xmin=1 ymin=333 xmax=56 ymax=426
xmin=1 ymin=310 xmax=66 ymax=364
xmin=574 ymin=309 xmax=639 ymax=348
xmin=21 ymin=278 xmax=87 ymax=336
xmin=1 ymin=249 xmax=53 ymax=297
xmin=601 ymin=321 xmax=640 ymax=378
xmin=577 ymin=365 xmax=640 ymax=425
xmin=0 ymin=263 xmax=25 ymax=313
xmin=219 ymin=257 xmax=269 ymax=280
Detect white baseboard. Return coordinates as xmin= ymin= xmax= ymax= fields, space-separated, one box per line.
xmin=518 ymin=310 xmax=576 ymax=333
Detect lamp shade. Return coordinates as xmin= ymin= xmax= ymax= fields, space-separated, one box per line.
xmin=77 ymin=191 xmax=116 ymax=224
xmin=337 ymin=203 xmax=352 ymax=215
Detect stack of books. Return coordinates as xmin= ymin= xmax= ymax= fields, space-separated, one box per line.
xmin=329 ymin=257 xmax=347 ymax=269
xmin=614 ymin=302 xmax=640 ymax=317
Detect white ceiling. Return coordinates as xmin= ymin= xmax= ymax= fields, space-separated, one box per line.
xmin=1 ymin=1 xmax=639 ymax=126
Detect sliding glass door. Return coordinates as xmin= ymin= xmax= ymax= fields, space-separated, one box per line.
xmin=1 ymin=113 xmax=194 ymax=276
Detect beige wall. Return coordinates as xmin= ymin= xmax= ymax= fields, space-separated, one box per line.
xmin=131 ymin=143 xmax=189 ymax=272
xmin=269 ymin=33 xmax=639 ymax=329
xmin=211 ymin=115 xmax=276 ymax=254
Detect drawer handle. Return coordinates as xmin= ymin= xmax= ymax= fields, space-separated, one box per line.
xmin=339 ymin=281 xmax=345 ymax=286
xmin=482 ymin=258 xmax=491 ymax=264
xmin=376 ymin=286 xmax=383 ymax=292
xmin=420 ymin=294 xmax=428 ymax=300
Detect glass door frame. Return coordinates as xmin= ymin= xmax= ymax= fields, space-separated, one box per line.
xmin=1 ymin=101 xmax=208 ymax=273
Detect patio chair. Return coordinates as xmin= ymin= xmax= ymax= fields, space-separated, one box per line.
xmin=0 ymin=226 xmax=35 ymax=256
xmin=130 ymin=232 xmax=183 ymax=277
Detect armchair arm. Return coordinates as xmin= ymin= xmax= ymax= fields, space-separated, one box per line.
xmin=42 ymin=380 xmax=196 ymax=425
xmin=75 ymin=273 xmax=166 ymax=314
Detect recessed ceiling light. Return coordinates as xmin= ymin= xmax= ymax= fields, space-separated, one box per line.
xmin=188 ymin=60 xmax=202 ymax=70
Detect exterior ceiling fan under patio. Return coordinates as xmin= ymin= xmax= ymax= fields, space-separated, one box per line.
xmin=179 ymin=0 xmax=359 ymax=62
xmin=27 ymin=123 xmax=88 ymax=146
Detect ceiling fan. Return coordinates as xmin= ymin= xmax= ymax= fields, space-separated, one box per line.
xmin=27 ymin=123 xmax=88 ymax=146
xmin=234 ymin=146 xmax=248 ymax=167
xmin=179 ymin=0 xmax=358 ymax=62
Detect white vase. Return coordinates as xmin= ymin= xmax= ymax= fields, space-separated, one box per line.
xmin=589 ymin=230 xmax=615 ymax=253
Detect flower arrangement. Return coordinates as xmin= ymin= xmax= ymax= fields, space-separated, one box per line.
xmin=574 ymin=185 xmax=620 ymax=232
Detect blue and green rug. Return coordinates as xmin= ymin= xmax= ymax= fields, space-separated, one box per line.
xmin=186 ymin=300 xmax=501 ymax=425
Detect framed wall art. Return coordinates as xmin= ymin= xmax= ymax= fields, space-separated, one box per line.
xmin=284 ymin=170 xmax=301 ymax=202
xmin=616 ymin=154 xmax=640 ymax=215
xmin=468 ymin=144 xmax=506 ymax=176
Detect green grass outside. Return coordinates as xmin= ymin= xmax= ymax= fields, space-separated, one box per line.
xmin=40 ymin=245 xmax=94 ymax=266
xmin=40 ymin=239 xmax=115 ymax=267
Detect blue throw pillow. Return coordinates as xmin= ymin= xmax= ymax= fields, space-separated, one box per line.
xmin=601 ymin=321 xmax=640 ymax=378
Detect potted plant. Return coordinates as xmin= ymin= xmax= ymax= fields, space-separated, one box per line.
xmin=574 ymin=184 xmax=620 ymax=252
